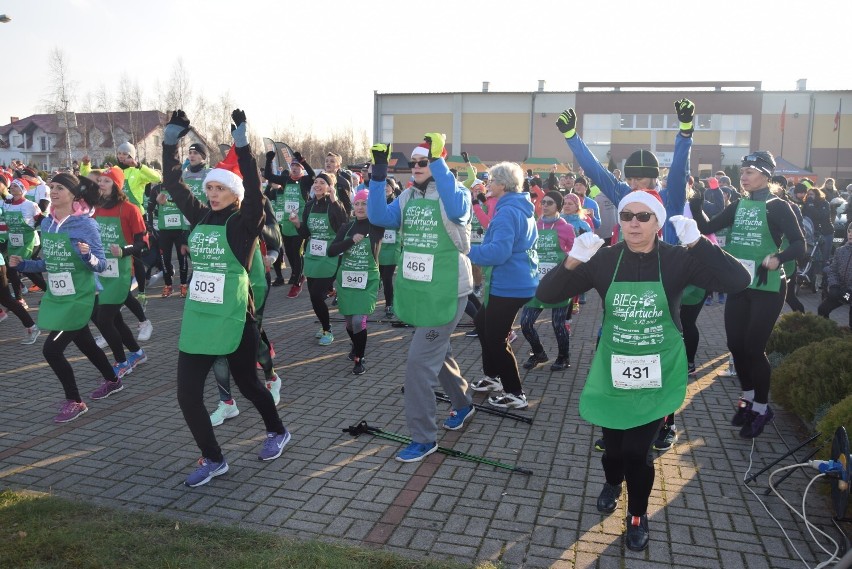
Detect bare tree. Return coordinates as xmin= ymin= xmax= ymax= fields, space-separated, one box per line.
xmin=96 ymin=83 xmax=118 ymax=159
xmin=40 ymin=47 xmax=76 ymax=113
xmin=165 ymin=58 xmax=193 ymax=113
xmin=117 ymin=73 xmax=144 ymax=148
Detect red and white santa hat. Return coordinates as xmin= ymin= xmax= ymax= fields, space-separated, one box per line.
xmin=411 ymin=141 xmax=447 ymax=159
xmin=203 ymin=145 xmax=244 ymax=201
xmin=617 ymin=189 xmax=666 ymax=226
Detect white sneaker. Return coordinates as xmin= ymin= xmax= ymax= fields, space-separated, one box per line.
xmin=137 ymin=320 xmax=153 ymax=342
xmin=209 ymin=400 xmax=240 ymax=427
xmin=21 ymin=325 xmax=40 ymax=345
xmin=488 ymin=391 xmax=528 ymax=409
xmin=266 ymin=373 xmax=282 ymax=406
xmin=94 ymin=334 xmax=108 ymax=349
xmin=508 ymin=330 xmax=518 ymax=344
xmin=470 ymin=375 xmax=502 ymax=392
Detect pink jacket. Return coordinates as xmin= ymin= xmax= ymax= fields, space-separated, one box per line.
xmin=538 ymin=216 xmax=575 ymax=253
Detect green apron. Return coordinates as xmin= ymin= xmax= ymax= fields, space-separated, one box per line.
xmin=179 ymin=215 xmax=249 ymax=355
xmin=248 ymin=244 xmax=268 ymax=311
xmin=378 ymin=226 xmax=400 ymax=266
xmin=527 ymin=223 xmax=569 ymax=309
xmin=724 ymin=198 xmax=783 ymax=292
xmin=303 ymin=210 xmax=338 ymax=278
xmin=275 ymin=183 xmax=304 ymax=237
xmin=5 ymin=211 xmax=37 ymax=258
xmin=394 ymin=196 xmax=460 ymax=326
xmin=336 ymin=226 xmax=380 ymax=315
xmin=0 ymin=207 xmax=7 ymax=243
xmin=39 ymin=227 xmax=96 ymax=331
xmin=186 ymin=177 xmax=207 ymax=202
xmin=157 ymin=190 xmax=189 ymax=231
xmin=580 ymin=249 xmax=688 ymax=429
xmin=94 ymin=211 xmax=132 ymax=304
xmin=681 ymin=284 xmax=706 ymax=306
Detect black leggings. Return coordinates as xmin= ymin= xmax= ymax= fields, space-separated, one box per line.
xmin=380 ymin=264 xmax=395 ymax=307
xmin=520 ymin=305 xmax=571 ymax=357
xmin=725 ymin=284 xmax=785 ymax=405
xmin=679 ymin=301 xmax=704 ymax=364
xmin=44 ymin=322 xmax=115 ymax=402
xmin=158 ymin=229 xmax=188 ymax=286
xmin=307 ymin=276 xmax=335 ymax=332
xmin=132 ymin=256 xmax=147 ymax=293
xmin=276 ymin=235 xmax=305 ymax=284
xmin=601 ymin=417 xmax=665 ymax=516
xmin=95 ymin=302 xmax=140 ymax=363
xmin=124 ymin=291 xmax=147 ymax=322
xmin=0 ymin=265 xmax=34 ymax=327
xmin=176 ymin=322 xmax=285 ymax=462
xmin=474 ymin=294 xmax=530 ymax=394
xmin=785 ymin=277 xmax=805 ymax=313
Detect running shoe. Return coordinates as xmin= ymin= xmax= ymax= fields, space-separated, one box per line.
xmin=470 ymin=375 xmax=502 ymax=392
xmin=331 ymin=295 xmax=338 ymax=307
xmin=731 ymin=399 xmax=753 ymax=426
xmin=443 ymin=405 xmax=475 ymax=430
xmin=315 ymin=328 xmax=325 ymax=339
xmin=94 ymin=334 xmax=108 ymax=349
xmin=739 ymin=406 xmax=775 ymax=439
xmin=209 ymin=400 xmax=240 ymax=426
xmin=179 ymin=284 xmax=188 ymax=298
xmin=625 ymin=514 xmax=650 ymax=552
xmin=352 ymin=358 xmax=366 ymax=375
xmin=653 ymin=424 xmax=678 ymax=451
xmin=385 ymin=305 xmax=394 ymax=319
xmin=259 ymin=430 xmax=291 ymax=461
xmin=717 ymin=293 xmax=726 ymax=304
xmin=507 ymin=330 xmax=518 ymax=344
xmin=318 ymin=331 xmax=334 ymax=346
xmin=266 ymin=374 xmax=282 ymax=406
xmin=464 ymin=329 xmax=479 ymax=338
xmin=161 ymin=285 xmax=173 ymax=298
xmin=271 ymin=277 xmax=286 ymax=287
xmin=185 ymin=457 xmax=228 ymax=487
xmin=91 ymin=378 xmax=124 ymax=400
xmin=126 ymin=349 xmax=147 ymax=368
xmin=21 ymin=325 xmax=40 ymax=345
xmin=54 ymin=400 xmax=88 ymax=423
xmin=594 ymin=438 xmax=606 ymax=452
xmin=112 ymin=360 xmax=132 ymax=379
xmin=596 ymin=482 xmax=621 ymax=513
xmin=522 ymin=352 xmax=549 ymax=370
xmin=704 ymin=296 xmax=713 ymax=306
xmin=687 ymin=362 xmax=697 ymax=377
xmin=28 ymin=284 xmax=43 ymax=293
xmin=286 ymin=284 xmax=302 ymax=298
xmin=550 ymin=355 xmax=570 ymax=371
xmin=137 ymin=320 xmax=153 ymax=342
xmin=395 ymin=441 xmax=437 ymax=463
xmin=487 ymin=392 xmax=528 ymax=409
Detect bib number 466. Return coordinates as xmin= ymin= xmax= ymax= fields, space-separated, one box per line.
xmin=402 ymin=252 xmax=434 ymax=282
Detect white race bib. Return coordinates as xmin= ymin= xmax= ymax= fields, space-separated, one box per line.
xmin=48 ymin=271 xmax=75 ymax=296
xmin=153 ymin=218 xmax=159 ymax=231
xmin=470 ymin=232 xmax=484 ymax=243
xmin=101 ymin=257 xmax=120 ymax=278
xmin=537 ymin=262 xmax=556 ymax=277
xmin=716 ymin=235 xmax=727 ymax=247
xmin=164 ymin=213 xmax=182 ymax=228
xmin=9 ymin=233 xmax=24 ymax=247
xmin=284 ymin=201 xmax=299 ymax=213
xmin=274 ymin=210 xmax=285 ymax=222
xmin=309 ymin=239 xmax=327 ymax=257
xmin=341 ymin=270 xmax=368 ymax=289
xmin=611 ymin=354 xmax=662 ymax=389
xmin=382 ymin=229 xmax=396 ymax=244
xmin=736 ymin=258 xmax=756 ymax=283
xmin=402 ymin=251 xmax=434 ymax=282
xmin=188 ymin=270 xmax=225 ymax=304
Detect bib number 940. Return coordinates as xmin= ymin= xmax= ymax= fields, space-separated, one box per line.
xmin=342 ymin=270 xmax=368 ymax=289
xmin=189 ymin=271 xmax=225 ymax=304
xmin=402 ymin=252 xmax=434 ymax=282
xmin=611 ymin=354 xmax=662 ymax=389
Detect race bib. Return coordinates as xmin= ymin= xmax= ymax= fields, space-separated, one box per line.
xmin=153 ymin=218 xmax=159 ymax=231
xmin=341 ymin=270 xmax=368 ymax=289
xmin=101 ymin=257 xmax=120 ymax=278
xmin=716 ymin=235 xmax=727 ymax=247
xmin=284 ymin=201 xmax=299 ymax=213
xmin=48 ymin=271 xmax=76 ymax=296
xmin=164 ymin=214 xmax=182 ymax=228
xmin=309 ymin=239 xmax=327 ymax=257
xmin=470 ymin=232 xmax=484 ymax=244
xmin=736 ymin=258 xmax=756 ymax=282
xmin=9 ymin=233 xmax=23 ymax=247
xmin=189 ymin=270 xmax=225 ymax=304
xmin=382 ymin=229 xmax=396 ymax=244
xmin=402 ymin=251 xmax=434 ymax=282
xmin=611 ymin=354 xmax=662 ymax=389
xmin=275 ymin=210 xmax=285 ymax=222
xmin=537 ymin=262 xmax=556 ymax=277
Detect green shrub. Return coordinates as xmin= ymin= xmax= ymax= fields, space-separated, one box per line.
xmin=766 ymin=312 xmax=844 ymax=355
xmin=771 ymin=336 xmax=852 ymax=422
xmin=816 ymin=396 xmax=852 ymax=461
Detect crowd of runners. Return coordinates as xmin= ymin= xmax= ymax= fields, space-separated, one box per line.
xmin=1 ymin=98 xmax=845 ymax=552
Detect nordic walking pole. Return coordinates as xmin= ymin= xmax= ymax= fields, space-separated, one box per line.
xmin=343 ymin=421 xmax=533 ymax=476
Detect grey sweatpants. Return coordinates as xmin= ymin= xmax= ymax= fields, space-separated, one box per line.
xmin=404 ymin=295 xmax=472 ymax=443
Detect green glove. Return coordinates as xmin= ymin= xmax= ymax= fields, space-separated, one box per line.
xmin=423 ymin=133 xmax=446 ymax=159
xmin=675 ymin=99 xmax=695 ymax=133
xmin=556 ymin=109 xmax=577 ymax=138
xmin=370 ymin=143 xmax=391 ymax=165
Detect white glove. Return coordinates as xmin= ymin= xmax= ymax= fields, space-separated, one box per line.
xmin=568 ymin=232 xmax=605 ymax=263
xmin=264 ymin=251 xmax=279 ymax=265
xmin=669 ymin=215 xmax=701 ymax=246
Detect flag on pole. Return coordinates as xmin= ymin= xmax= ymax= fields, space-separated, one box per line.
xmin=780 ymin=100 xmax=786 ymax=132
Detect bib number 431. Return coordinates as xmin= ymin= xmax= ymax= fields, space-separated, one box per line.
xmin=611 ymin=354 xmax=662 ymax=389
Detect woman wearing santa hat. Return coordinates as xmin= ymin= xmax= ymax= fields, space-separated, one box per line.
xmin=161 ymin=109 xmax=290 ymax=488
xmin=537 ymin=190 xmax=749 ymax=552
xmin=690 ymin=151 xmax=805 ymax=439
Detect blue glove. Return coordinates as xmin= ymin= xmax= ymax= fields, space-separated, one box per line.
xmin=231 ymin=109 xmax=249 ymax=147
xmin=164 ymin=110 xmax=191 ymax=146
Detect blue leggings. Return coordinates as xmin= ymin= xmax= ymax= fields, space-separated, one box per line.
xmin=520 ymin=305 xmax=570 ymax=357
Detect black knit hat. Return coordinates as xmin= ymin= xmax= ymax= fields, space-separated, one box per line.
xmin=741 ymin=151 xmax=776 ymax=177
xmin=51 ymin=173 xmax=82 ymax=196
xmin=188 ymin=142 xmax=207 ymax=159
xmin=544 ymin=190 xmax=564 ymax=210
xmin=624 ymin=150 xmax=659 ymax=179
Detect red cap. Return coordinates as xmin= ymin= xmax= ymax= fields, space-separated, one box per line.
xmin=100 ymin=166 xmax=125 ymax=190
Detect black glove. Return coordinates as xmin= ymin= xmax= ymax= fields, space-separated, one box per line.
xmin=231 ymin=109 xmax=248 ymax=147
xmin=476 ymin=193 xmax=487 ymax=204
xmin=756 ymin=265 xmax=768 ymax=287
xmin=461 ymin=151 xmax=470 ymax=163
xmin=266 ymin=151 xmax=275 ymax=163
xmin=555 ymin=109 xmax=577 ymax=137
xmin=674 ymin=99 xmax=695 ymax=133
xmin=370 ymin=143 xmax=391 ymax=165
xmin=163 ymin=110 xmax=191 ymax=145
xmin=293 ymin=151 xmax=304 ymax=163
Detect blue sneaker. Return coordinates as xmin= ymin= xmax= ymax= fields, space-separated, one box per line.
xmin=185 ymin=457 xmax=229 ymax=487
xmin=395 ymin=441 xmax=438 ymax=463
xmin=112 ymin=360 xmax=132 ymax=379
xmin=705 ymin=296 xmax=713 ymax=306
xmin=318 ymin=331 xmax=334 ymax=346
xmin=443 ymin=405 xmax=475 ymax=430
xmin=126 ymin=349 xmax=147 ymax=368
xmin=259 ymin=430 xmax=291 ymax=461
xmin=717 ymin=293 xmax=726 ymax=304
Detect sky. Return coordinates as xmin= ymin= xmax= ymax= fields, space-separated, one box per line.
xmin=2 ymin=0 xmax=850 ymax=145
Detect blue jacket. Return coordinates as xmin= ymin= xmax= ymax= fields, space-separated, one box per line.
xmin=467 ymin=191 xmax=538 ymax=298
xmin=565 ymin=132 xmax=692 ymax=244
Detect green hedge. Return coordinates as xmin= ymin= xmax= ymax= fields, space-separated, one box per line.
xmin=767 ymin=312 xmax=845 ymax=355
xmin=816 ymin=396 xmax=852 ymax=460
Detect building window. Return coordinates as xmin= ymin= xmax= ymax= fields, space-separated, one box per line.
xmin=39 ymin=136 xmax=47 ymax=151
xmin=582 ymin=114 xmax=612 ymax=145
xmin=719 ymin=115 xmax=751 ymax=147
xmin=381 ymin=115 xmax=393 ymax=144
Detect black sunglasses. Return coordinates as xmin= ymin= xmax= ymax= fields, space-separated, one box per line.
xmin=408 ymin=159 xmax=429 ymax=168
xmin=540 ymin=199 xmax=556 ymax=205
xmin=619 ymin=211 xmax=656 ymax=222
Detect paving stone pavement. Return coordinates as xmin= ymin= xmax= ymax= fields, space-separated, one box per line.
xmin=0 ymin=276 xmax=847 ymax=568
